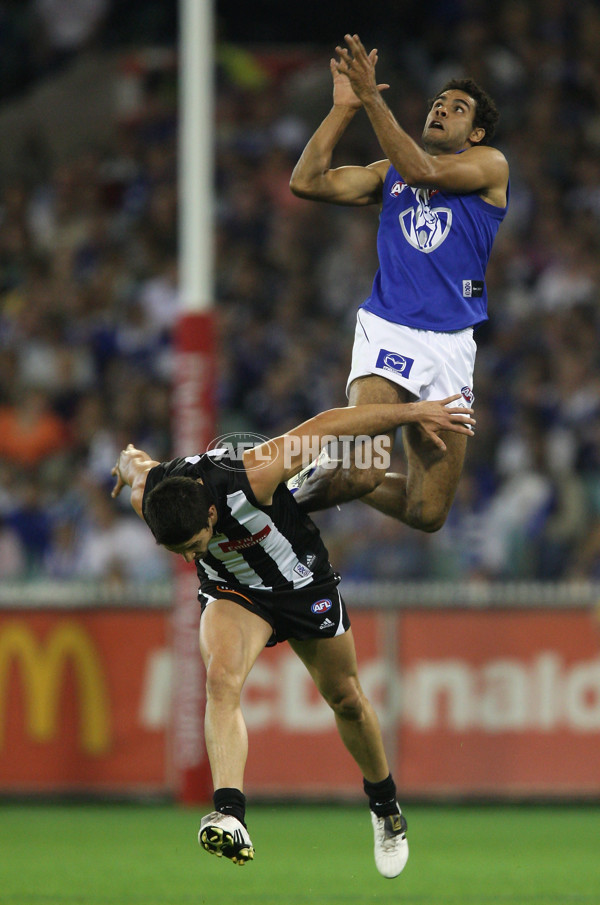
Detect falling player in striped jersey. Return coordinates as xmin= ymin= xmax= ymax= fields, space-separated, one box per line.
xmin=111 ymin=395 xmax=474 ymax=876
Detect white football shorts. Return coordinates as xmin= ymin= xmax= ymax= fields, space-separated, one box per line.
xmin=346 ymin=309 xmax=477 ymax=408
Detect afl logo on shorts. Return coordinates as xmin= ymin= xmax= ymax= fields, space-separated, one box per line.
xmin=311 ymin=598 xmax=332 ymax=614
xmin=461 ymin=386 xmax=474 ymax=404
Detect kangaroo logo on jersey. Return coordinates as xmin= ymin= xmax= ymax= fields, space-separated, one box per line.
xmin=375 ymin=349 xmax=415 ymax=378
xmin=399 ymin=188 xmax=452 ymax=253
xmin=311 ymin=598 xmax=332 ymax=614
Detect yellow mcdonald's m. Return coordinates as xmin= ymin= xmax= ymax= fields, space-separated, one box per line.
xmin=0 ymin=619 xmax=111 ymax=755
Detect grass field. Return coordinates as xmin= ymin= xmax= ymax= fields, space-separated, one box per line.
xmin=1 ymin=802 xmax=600 ymax=905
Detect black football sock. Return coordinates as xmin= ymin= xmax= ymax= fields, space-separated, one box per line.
xmin=213 ymin=787 xmax=247 ymax=827
xmin=363 ymin=773 xmax=399 ymax=817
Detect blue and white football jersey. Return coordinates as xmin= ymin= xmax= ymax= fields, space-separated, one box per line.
xmin=362 ymin=164 xmax=508 ymax=332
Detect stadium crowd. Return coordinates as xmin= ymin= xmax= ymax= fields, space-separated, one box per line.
xmin=1 ymin=0 xmax=600 ymax=582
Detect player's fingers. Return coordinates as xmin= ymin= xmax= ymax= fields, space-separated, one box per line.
xmin=447 ymin=409 xmax=475 ymax=422
xmin=347 ymin=34 xmax=366 ymax=54
xmin=453 ymin=422 xmax=475 ymax=435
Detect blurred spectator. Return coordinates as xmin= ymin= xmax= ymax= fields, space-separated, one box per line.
xmin=32 ymin=0 xmax=109 ymax=67
xmin=0 ymin=514 xmax=26 ymax=578
xmin=0 ymin=386 xmax=69 ymax=467
xmin=77 ymin=487 xmax=170 ymax=582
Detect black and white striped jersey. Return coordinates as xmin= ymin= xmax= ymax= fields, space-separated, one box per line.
xmin=142 ymin=451 xmax=335 ymax=592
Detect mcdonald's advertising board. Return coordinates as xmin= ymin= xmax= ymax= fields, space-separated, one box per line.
xmin=241 ymin=608 xmax=600 ymax=798
xmin=0 ymin=611 xmax=170 ymax=792
xmin=2 ymin=604 xmax=600 ymax=797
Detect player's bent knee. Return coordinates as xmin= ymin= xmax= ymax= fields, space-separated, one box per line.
xmin=410 ymin=511 xmax=447 ymax=533
xmin=324 ymin=682 xmax=365 ymax=721
xmin=405 ymin=499 xmax=450 ymax=533
xmin=205 ymin=661 xmax=244 ymax=704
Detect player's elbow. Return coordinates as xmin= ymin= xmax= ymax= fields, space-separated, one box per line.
xmin=400 ymin=157 xmax=439 ymax=188
xmin=401 ymin=166 xmax=435 ymax=188
xmin=289 ymin=171 xmax=317 ymax=198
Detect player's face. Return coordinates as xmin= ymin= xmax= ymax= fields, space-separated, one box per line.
xmin=164 ymin=523 xmax=214 ymax=562
xmin=164 ymin=502 xmax=218 ymax=561
xmin=422 ymin=90 xmax=479 ymax=152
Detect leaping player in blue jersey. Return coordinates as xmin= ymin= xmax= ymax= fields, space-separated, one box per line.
xmin=289 ymin=34 xmax=509 ymax=532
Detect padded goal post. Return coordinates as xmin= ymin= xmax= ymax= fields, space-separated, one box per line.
xmin=173 ymin=0 xmax=216 ymax=803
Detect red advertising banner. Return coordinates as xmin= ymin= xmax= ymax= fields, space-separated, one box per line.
xmin=397 ymin=609 xmax=600 ymax=796
xmin=0 ymin=610 xmax=170 ymax=793
xmin=242 ymin=608 xmax=600 ymax=798
xmin=2 ymin=604 xmax=599 ymax=798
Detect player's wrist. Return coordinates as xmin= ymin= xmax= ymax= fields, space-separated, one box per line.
xmin=331 ymin=101 xmax=360 ymax=116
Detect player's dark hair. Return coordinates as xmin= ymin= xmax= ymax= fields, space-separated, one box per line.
xmin=429 ymin=78 xmax=499 ymax=145
xmin=143 ymin=476 xmax=211 ymax=546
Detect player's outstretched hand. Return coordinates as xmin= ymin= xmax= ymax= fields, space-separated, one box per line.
xmin=332 ymin=35 xmax=388 ymax=105
xmin=110 ymin=443 xmax=138 ymax=498
xmin=410 ymin=394 xmax=475 ymax=452
xmin=111 ymin=461 xmax=125 ymax=498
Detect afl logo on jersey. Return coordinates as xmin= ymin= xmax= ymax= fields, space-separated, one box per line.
xmin=390 ymin=180 xmax=405 ymax=196
xmin=400 ymin=188 xmax=452 ymax=253
xmin=461 ymin=386 xmax=475 ymax=404
xmin=311 ymin=598 xmax=332 ymax=614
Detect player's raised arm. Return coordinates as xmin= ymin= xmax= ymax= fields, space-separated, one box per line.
xmin=111 ymin=444 xmax=160 ymax=518
xmin=290 ymin=55 xmax=389 ymax=205
xmin=335 ymin=34 xmax=508 ymax=204
xmin=245 ymin=397 xmax=475 ymax=504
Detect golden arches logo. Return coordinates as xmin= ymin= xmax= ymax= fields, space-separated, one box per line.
xmin=0 ymin=619 xmax=111 ymax=755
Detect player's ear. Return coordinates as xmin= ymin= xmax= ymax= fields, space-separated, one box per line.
xmin=469 ymin=126 xmax=485 ymax=145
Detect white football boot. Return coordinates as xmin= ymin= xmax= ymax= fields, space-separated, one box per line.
xmin=198 ymin=811 xmax=254 ymax=865
xmin=370 ymin=807 xmax=409 ymax=878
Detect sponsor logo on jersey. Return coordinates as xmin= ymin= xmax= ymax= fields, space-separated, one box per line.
xmin=462 ymin=279 xmax=484 ymax=298
xmin=294 ymin=562 xmax=312 ymax=579
xmin=311 ymin=598 xmax=332 ymax=614
xmin=218 ymin=524 xmax=271 ymax=553
xmin=375 ymin=349 xmax=415 ymax=378
xmin=461 ymin=386 xmax=475 ymax=404
xmin=399 ymin=188 xmax=452 ymax=253
xmin=305 ymin=554 xmax=316 ymax=567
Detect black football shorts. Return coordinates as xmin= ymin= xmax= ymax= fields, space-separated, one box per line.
xmin=198 ymin=575 xmax=350 ymax=646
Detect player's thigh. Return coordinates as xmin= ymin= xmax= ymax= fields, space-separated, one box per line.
xmin=348 ymin=373 xmax=410 ymax=406
xmin=348 ymin=375 xmax=409 ymax=462
xmin=289 ymin=629 xmax=362 ymax=701
xmin=200 ymin=598 xmax=272 ymax=685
